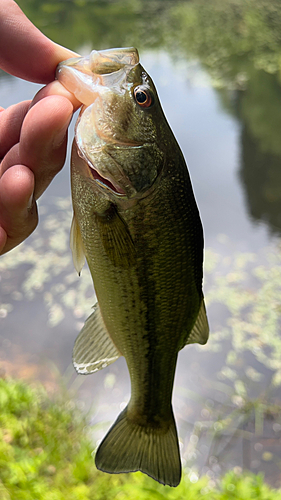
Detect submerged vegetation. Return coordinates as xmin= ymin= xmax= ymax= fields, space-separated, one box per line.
xmin=13 ymin=0 xmax=281 ymax=235
xmin=15 ymin=0 xmax=281 ymax=86
xmin=2 ymin=0 xmax=281 ymax=492
xmin=1 ymin=202 xmax=281 ymax=483
xmin=1 ymin=376 xmax=281 ymax=499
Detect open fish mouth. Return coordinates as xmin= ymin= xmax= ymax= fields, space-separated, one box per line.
xmin=56 ymin=47 xmax=139 ymax=105
xmin=57 ymin=47 xmax=162 ymax=198
xmin=57 ymin=48 xmax=142 ymax=198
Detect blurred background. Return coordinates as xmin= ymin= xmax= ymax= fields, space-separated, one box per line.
xmin=1 ymin=0 xmax=281 ymax=489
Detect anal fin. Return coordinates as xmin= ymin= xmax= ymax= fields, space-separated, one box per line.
xmin=73 ymin=304 xmax=121 ymax=374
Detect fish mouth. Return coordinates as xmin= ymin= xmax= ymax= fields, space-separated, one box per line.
xmin=75 ymin=105 xmax=139 ymax=198
xmin=56 ymin=47 xmax=139 ymax=105
xmin=58 ymin=48 xmax=150 ymax=199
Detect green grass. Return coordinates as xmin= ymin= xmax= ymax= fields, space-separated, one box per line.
xmin=0 ymin=377 xmax=281 ymax=500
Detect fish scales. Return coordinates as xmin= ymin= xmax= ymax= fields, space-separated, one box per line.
xmin=57 ymin=47 xmax=209 ymax=487
xmin=72 ymin=147 xmax=200 ymax=406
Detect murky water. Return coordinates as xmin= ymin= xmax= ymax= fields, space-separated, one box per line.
xmin=1 ymin=0 xmax=281 ymax=488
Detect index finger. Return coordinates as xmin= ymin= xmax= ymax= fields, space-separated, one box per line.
xmin=0 ymin=0 xmax=77 ymax=83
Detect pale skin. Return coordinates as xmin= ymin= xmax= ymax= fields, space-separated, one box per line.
xmin=0 ymin=0 xmax=81 ymax=254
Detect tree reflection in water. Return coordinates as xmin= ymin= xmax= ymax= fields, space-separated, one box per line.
xmin=3 ymin=0 xmax=281 ymax=488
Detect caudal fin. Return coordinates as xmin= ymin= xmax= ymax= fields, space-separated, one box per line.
xmin=95 ymin=405 xmax=181 ymax=487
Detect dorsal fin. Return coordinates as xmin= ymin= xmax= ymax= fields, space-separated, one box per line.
xmin=73 ymin=304 xmax=121 ymax=374
xmin=70 ymin=213 xmax=86 ymax=275
xmin=184 ymin=299 xmax=209 ymax=346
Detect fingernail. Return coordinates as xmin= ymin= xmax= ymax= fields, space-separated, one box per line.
xmin=53 ymin=114 xmax=72 ymax=148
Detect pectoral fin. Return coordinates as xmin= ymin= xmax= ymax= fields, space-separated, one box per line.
xmin=70 ymin=213 xmax=85 ymax=275
xmin=95 ymin=203 xmax=136 ymax=268
xmin=73 ymin=304 xmax=121 ymax=374
xmin=184 ymin=299 xmax=209 ymax=346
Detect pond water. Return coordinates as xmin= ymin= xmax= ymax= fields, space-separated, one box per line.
xmin=1 ymin=0 xmax=281 ymax=488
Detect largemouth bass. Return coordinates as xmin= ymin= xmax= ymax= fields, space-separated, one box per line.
xmin=57 ymin=47 xmax=209 ymax=487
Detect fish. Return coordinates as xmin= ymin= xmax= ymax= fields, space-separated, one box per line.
xmin=56 ymin=47 xmax=209 ymax=487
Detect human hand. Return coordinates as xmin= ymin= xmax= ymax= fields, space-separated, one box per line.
xmin=0 ymin=0 xmax=81 ymax=254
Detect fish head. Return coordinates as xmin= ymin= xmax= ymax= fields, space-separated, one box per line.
xmin=57 ymin=48 xmax=168 ymax=199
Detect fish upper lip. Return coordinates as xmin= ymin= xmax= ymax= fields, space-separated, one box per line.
xmin=59 ymin=47 xmax=139 ymax=75
xmin=57 ymin=48 xmax=139 ymax=104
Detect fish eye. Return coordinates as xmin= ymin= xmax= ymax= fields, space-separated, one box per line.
xmin=133 ymin=86 xmax=153 ymax=108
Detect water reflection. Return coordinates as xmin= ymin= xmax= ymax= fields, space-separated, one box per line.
xmin=240 ymin=124 xmax=281 ymax=235
xmin=17 ymin=0 xmax=177 ymax=52
xmin=14 ymin=0 xmax=281 ymax=239
xmin=2 ymin=0 xmax=281 ymax=488
xmin=214 ymin=69 xmax=281 ymax=235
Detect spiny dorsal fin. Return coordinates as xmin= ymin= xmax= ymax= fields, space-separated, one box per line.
xmin=73 ymin=304 xmax=121 ymax=374
xmin=184 ymin=299 xmax=209 ymax=346
xmin=70 ymin=213 xmax=85 ymax=275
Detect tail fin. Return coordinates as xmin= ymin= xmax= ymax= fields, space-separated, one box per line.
xmin=95 ymin=405 xmax=181 ymax=487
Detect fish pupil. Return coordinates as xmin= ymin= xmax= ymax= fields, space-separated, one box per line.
xmin=135 ymin=90 xmax=147 ymax=104
xmin=133 ymin=86 xmax=152 ymax=107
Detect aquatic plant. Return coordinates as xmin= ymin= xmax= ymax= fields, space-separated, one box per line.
xmin=1 ymin=200 xmax=281 ymax=482
xmin=3 ymin=202 xmax=281 ymax=389
xmin=204 ymin=243 xmax=281 ymax=391
xmin=0 ymin=198 xmax=95 ymax=329
xmin=1 ymin=376 xmax=281 ymax=499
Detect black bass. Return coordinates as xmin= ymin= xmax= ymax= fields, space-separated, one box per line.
xmin=57 ymin=47 xmax=209 ymax=487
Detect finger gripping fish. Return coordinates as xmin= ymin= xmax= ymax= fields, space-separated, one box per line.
xmin=57 ymin=47 xmax=209 ymax=488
